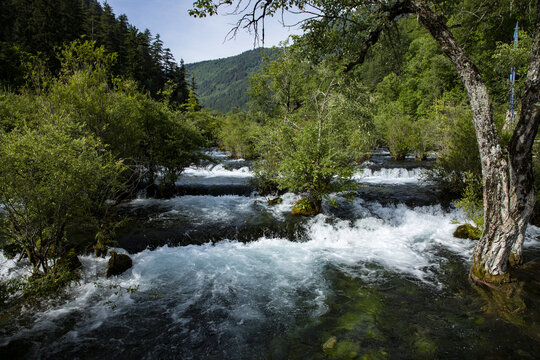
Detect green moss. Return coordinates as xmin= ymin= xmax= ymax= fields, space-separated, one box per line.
xmin=470 ymin=261 xmax=512 ymax=284
xmin=473 ymin=315 xmax=485 ymax=326
xmin=364 ymin=326 xmax=384 ymax=341
xmin=453 ymin=224 xmax=481 ymax=240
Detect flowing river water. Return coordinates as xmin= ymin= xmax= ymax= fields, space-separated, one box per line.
xmin=1 ymin=149 xmax=540 ymax=359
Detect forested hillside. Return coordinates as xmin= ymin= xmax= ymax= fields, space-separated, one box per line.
xmin=0 ymin=0 xmax=190 ymax=106
xmin=186 ymin=48 xmax=278 ymax=112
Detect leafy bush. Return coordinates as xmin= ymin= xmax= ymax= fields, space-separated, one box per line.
xmin=219 ymin=110 xmax=262 ymax=159
xmin=455 ymin=172 xmax=484 ymax=229
xmin=0 ymin=115 xmax=127 ymax=275
xmin=255 ymin=67 xmax=373 ymax=204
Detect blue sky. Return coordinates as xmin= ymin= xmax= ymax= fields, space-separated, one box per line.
xmin=102 ymin=0 xmax=305 ymax=64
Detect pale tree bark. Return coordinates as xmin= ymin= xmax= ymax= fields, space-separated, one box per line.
xmin=411 ymin=0 xmax=540 ymax=281
xmin=508 ymin=3 xmax=540 ymax=262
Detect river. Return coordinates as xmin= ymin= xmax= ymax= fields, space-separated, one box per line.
xmin=1 ymin=149 xmax=539 ymax=359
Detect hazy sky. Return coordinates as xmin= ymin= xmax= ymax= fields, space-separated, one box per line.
xmin=102 ymin=0 xmax=305 ymax=64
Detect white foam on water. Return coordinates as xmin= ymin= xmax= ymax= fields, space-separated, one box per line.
xmin=177 ymin=164 xmax=253 ymax=186
xmin=525 ymin=225 xmax=540 ymax=248
xmin=7 ymin=199 xmax=540 ymax=357
xmin=125 ymin=195 xmax=263 ymax=225
xmin=354 ymin=167 xmax=426 ymax=184
xmin=0 ymin=253 xmax=32 ymax=281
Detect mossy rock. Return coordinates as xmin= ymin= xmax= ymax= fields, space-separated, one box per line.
xmin=268 ymin=197 xmax=283 ymax=206
xmin=106 ymin=251 xmax=132 ymax=277
xmin=291 ymin=198 xmax=321 ymax=216
xmin=55 ymin=249 xmax=82 ymax=272
xmin=453 ymin=224 xmax=481 ymax=240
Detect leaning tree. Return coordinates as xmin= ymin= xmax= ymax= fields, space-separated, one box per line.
xmin=190 ymin=0 xmax=540 ymax=283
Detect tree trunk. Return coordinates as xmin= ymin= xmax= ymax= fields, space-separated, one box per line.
xmin=508 ymin=2 xmax=540 ymax=264
xmin=412 ymin=0 xmax=540 ymax=282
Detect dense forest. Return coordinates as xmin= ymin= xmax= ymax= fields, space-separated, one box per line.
xmin=186 ymin=47 xmax=278 ymax=112
xmin=0 ymin=0 xmax=190 ymax=105
xmin=1 ymin=0 xmax=540 ymax=358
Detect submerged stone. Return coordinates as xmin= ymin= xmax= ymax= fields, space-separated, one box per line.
xmin=453 ymin=224 xmax=481 ymax=240
xmin=322 ymin=336 xmax=337 ymax=351
xmin=106 ymin=251 xmax=132 ymax=277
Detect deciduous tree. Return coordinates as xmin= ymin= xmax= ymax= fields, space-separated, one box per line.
xmin=191 ymin=0 xmax=540 ymax=282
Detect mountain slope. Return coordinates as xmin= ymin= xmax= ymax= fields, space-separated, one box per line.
xmin=186 ymin=48 xmax=277 ymax=113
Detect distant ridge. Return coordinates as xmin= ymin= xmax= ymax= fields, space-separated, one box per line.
xmin=186 ymin=48 xmax=278 ymax=113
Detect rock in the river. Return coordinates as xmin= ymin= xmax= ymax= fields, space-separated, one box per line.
xmin=106 ymin=251 xmax=132 ymax=277
xmin=453 ymin=224 xmax=481 ymax=240
xmin=267 ymin=197 xmax=283 ymax=205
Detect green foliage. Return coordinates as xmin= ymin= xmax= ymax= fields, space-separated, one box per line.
xmin=0 ymin=115 xmax=127 ymax=274
xmin=252 ymin=56 xmax=373 ymax=202
xmin=373 ymin=101 xmax=418 ymax=160
xmin=248 ymin=48 xmax=311 ymax=117
xmin=41 ymin=40 xmax=207 ymax=194
xmin=426 ymin=96 xmax=482 ymax=195
xmin=0 ymin=91 xmax=40 ymax=132
xmin=0 ymin=278 xmax=23 ymax=306
xmin=0 ymin=0 xmax=190 ymax=106
xmin=219 ymin=110 xmax=262 ymax=159
xmin=490 ymin=30 xmax=533 ymax=104
xmin=455 ymin=172 xmax=484 ymax=230
xmin=0 ymin=39 xmax=207 ymax=283
xmin=22 ymin=266 xmax=79 ymax=300
xmin=186 ymin=48 xmax=278 ymax=112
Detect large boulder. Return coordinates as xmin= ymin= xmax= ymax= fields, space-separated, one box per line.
xmin=453 ymin=224 xmax=481 ymax=240
xmin=106 ymin=251 xmax=132 ymax=277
